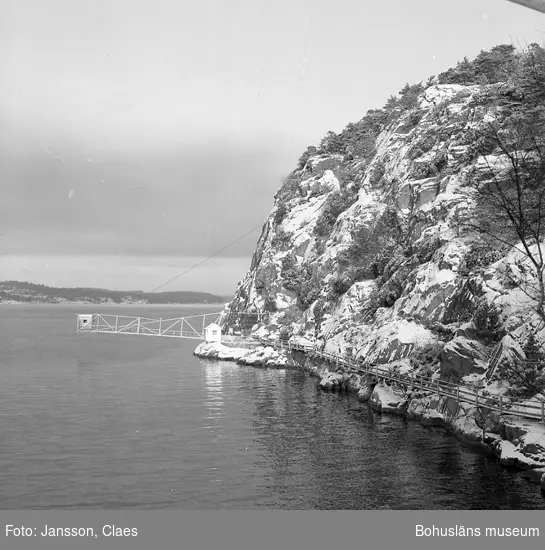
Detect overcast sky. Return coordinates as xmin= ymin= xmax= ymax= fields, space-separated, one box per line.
xmin=0 ymin=0 xmax=543 ymax=294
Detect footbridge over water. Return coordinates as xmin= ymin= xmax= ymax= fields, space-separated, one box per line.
xmin=76 ymin=312 xmax=223 ymax=340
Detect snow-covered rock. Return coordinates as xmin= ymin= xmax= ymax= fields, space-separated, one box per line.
xmin=440 ymin=336 xmax=488 ymax=383
xmin=194 ymin=342 xmax=253 ymax=361
xmin=319 ymin=372 xmax=345 ymax=391
xmin=370 ymin=382 xmax=409 ymax=415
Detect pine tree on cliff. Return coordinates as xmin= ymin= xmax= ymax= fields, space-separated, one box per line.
xmin=500 ymin=332 xmax=545 ymax=399
xmin=523 ymin=332 xmax=545 ymax=367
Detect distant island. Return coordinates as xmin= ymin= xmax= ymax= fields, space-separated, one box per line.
xmin=0 ymin=281 xmax=228 ymax=305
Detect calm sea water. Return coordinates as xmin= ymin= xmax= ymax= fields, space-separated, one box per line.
xmin=0 ymin=304 xmax=544 ymax=509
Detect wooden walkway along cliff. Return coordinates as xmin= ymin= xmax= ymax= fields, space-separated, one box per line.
xmin=273 ymin=339 xmax=545 ymax=425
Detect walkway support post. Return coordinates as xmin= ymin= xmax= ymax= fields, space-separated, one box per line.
xmin=137 ymin=317 xmax=141 ymax=335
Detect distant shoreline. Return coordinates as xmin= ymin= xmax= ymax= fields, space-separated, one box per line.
xmin=0 ymin=281 xmax=229 ymax=306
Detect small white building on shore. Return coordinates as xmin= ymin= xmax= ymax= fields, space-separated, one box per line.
xmin=204 ymin=323 xmax=222 ymax=343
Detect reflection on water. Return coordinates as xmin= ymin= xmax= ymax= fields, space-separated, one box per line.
xmin=230 ymin=368 xmax=544 ymax=510
xmin=202 ymin=363 xmax=225 ymax=440
xmin=203 ymin=363 xmax=224 ymax=400
xmin=0 ymin=305 xmax=544 ymax=509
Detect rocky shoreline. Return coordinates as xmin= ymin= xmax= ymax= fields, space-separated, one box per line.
xmin=194 ymin=341 xmax=295 ymax=369
xmin=195 ymin=341 xmax=545 ymax=493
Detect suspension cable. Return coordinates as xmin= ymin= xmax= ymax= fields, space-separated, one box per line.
xmin=149 ymin=223 xmax=264 ymax=293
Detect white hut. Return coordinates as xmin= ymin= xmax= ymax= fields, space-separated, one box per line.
xmin=204 ymin=323 xmax=222 ymax=343
xmin=77 ymin=314 xmax=93 ymax=331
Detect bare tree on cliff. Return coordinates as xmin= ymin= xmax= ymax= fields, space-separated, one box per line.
xmin=466 ymin=45 xmax=545 ymax=319
xmin=468 ymin=115 xmax=545 ymax=319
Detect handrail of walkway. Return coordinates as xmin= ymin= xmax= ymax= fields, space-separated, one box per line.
xmin=245 ymin=338 xmax=545 ymax=424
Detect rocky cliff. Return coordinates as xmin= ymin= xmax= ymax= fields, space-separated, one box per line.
xmin=214 ymin=45 xmax=545 ymax=482
xmin=229 ymin=57 xmax=545 ymax=371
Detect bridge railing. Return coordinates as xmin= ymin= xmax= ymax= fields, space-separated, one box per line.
xmin=76 ymin=313 xmax=221 ymax=340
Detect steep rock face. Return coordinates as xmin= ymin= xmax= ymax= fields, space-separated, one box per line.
xmin=441 ymin=336 xmax=488 ymax=383
xmin=223 ymin=81 xmax=544 ymax=398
